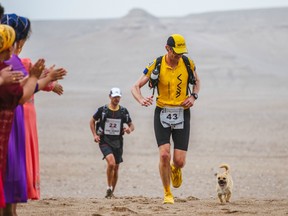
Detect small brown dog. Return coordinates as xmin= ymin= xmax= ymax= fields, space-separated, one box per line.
xmin=215 ymin=163 xmax=233 ymax=204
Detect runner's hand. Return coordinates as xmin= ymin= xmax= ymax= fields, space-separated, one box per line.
xmin=181 ymin=96 xmax=195 ymax=108
xmin=140 ymin=95 xmax=153 ymax=107
xmin=94 ymin=134 xmax=100 ymax=143
xmin=123 ymin=127 xmax=131 ymax=134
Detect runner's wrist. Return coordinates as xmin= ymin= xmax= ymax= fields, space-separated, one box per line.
xmin=191 ymin=93 xmax=198 ymax=100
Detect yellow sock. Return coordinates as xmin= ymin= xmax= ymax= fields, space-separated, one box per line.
xmin=164 ymin=186 xmax=171 ymax=195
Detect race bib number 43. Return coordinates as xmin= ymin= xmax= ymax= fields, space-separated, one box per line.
xmin=160 ymin=107 xmax=184 ymax=129
xmin=104 ymin=118 xmax=121 ymax=135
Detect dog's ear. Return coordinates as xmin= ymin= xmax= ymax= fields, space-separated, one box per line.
xmin=214 ymin=172 xmax=218 ymax=177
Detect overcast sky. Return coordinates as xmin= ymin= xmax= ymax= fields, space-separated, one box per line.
xmin=2 ymin=0 xmax=288 ymax=20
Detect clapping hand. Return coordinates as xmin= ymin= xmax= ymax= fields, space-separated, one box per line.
xmin=52 ymin=82 xmax=64 ymax=95
xmin=46 ymin=65 xmax=67 ymax=81
xmin=0 ymin=66 xmax=24 ymax=84
xmin=29 ymin=59 xmax=45 ymax=79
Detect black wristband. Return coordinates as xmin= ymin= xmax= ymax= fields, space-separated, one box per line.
xmin=191 ymin=93 xmax=198 ymax=100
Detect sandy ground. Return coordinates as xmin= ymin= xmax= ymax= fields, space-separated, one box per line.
xmin=16 ymin=7 xmax=288 ymax=216
xmin=18 ymin=197 xmax=288 ymax=216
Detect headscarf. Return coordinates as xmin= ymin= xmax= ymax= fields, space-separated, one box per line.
xmin=0 ymin=24 xmax=15 ymax=53
xmin=1 ymin=13 xmax=30 ymax=42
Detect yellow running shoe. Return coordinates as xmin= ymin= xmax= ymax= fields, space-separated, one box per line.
xmin=163 ymin=192 xmax=174 ymax=204
xmin=171 ymin=164 xmax=182 ymax=188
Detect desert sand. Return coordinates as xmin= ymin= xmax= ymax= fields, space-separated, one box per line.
xmin=16 ymin=7 xmax=288 ymax=215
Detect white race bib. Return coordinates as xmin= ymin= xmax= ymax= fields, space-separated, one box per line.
xmin=104 ymin=118 xmax=121 ymax=135
xmin=160 ymin=107 xmax=184 ymax=129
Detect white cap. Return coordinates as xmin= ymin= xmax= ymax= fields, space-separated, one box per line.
xmin=110 ymin=87 xmax=122 ymax=97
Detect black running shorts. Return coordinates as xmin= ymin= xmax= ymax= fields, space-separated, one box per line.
xmin=99 ymin=143 xmax=123 ymax=164
xmin=154 ymin=106 xmax=190 ymax=151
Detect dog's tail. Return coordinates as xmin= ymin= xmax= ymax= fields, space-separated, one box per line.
xmin=219 ymin=163 xmax=230 ymax=172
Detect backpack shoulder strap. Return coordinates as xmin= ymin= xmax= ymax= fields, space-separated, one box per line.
xmin=96 ymin=105 xmax=108 ymax=134
xmin=101 ymin=104 xmax=109 ymax=121
xmin=182 ymin=55 xmax=196 ymax=85
xmin=119 ymin=105 xmax=125 ymax=113
xmin=155 ymin=56 xmax=163 ymax=71
xmin=148 ymin=56 xmax=163 ymax=95
xmin=119 ymin=105 xmax=129 ymax=123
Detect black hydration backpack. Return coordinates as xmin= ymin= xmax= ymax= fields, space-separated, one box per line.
xmin=148 ymin=55 xmax=196 ymax=95
xmin=96 ymin=105 xmax=128 ymax=135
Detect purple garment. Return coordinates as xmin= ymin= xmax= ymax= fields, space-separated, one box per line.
xmin=4 ymin=54 xmax=28 ymax=203
xmin=5 ymin=54 xmax=28 ymax=76
xmin=4 ymin=105 xmax=27 ymax=203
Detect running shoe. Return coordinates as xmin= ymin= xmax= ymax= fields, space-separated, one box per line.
xmin=163 ymin=192 xmax=174 ymax=204
xmin=171 ymin=164 xmax=182 ymax=188
xmin=105 ymin=189 xmax=113 ymax=199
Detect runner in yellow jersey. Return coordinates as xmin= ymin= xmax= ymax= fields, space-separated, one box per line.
xmin=131 ymin=34 xmax=200 ymax=204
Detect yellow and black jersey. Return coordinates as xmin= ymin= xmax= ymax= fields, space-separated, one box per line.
xmin=143 ymin=55 xmax=196 ymax=108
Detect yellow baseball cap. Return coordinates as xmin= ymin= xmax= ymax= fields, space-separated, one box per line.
xmin=167 ymin=34 xmax=188 ymax=54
